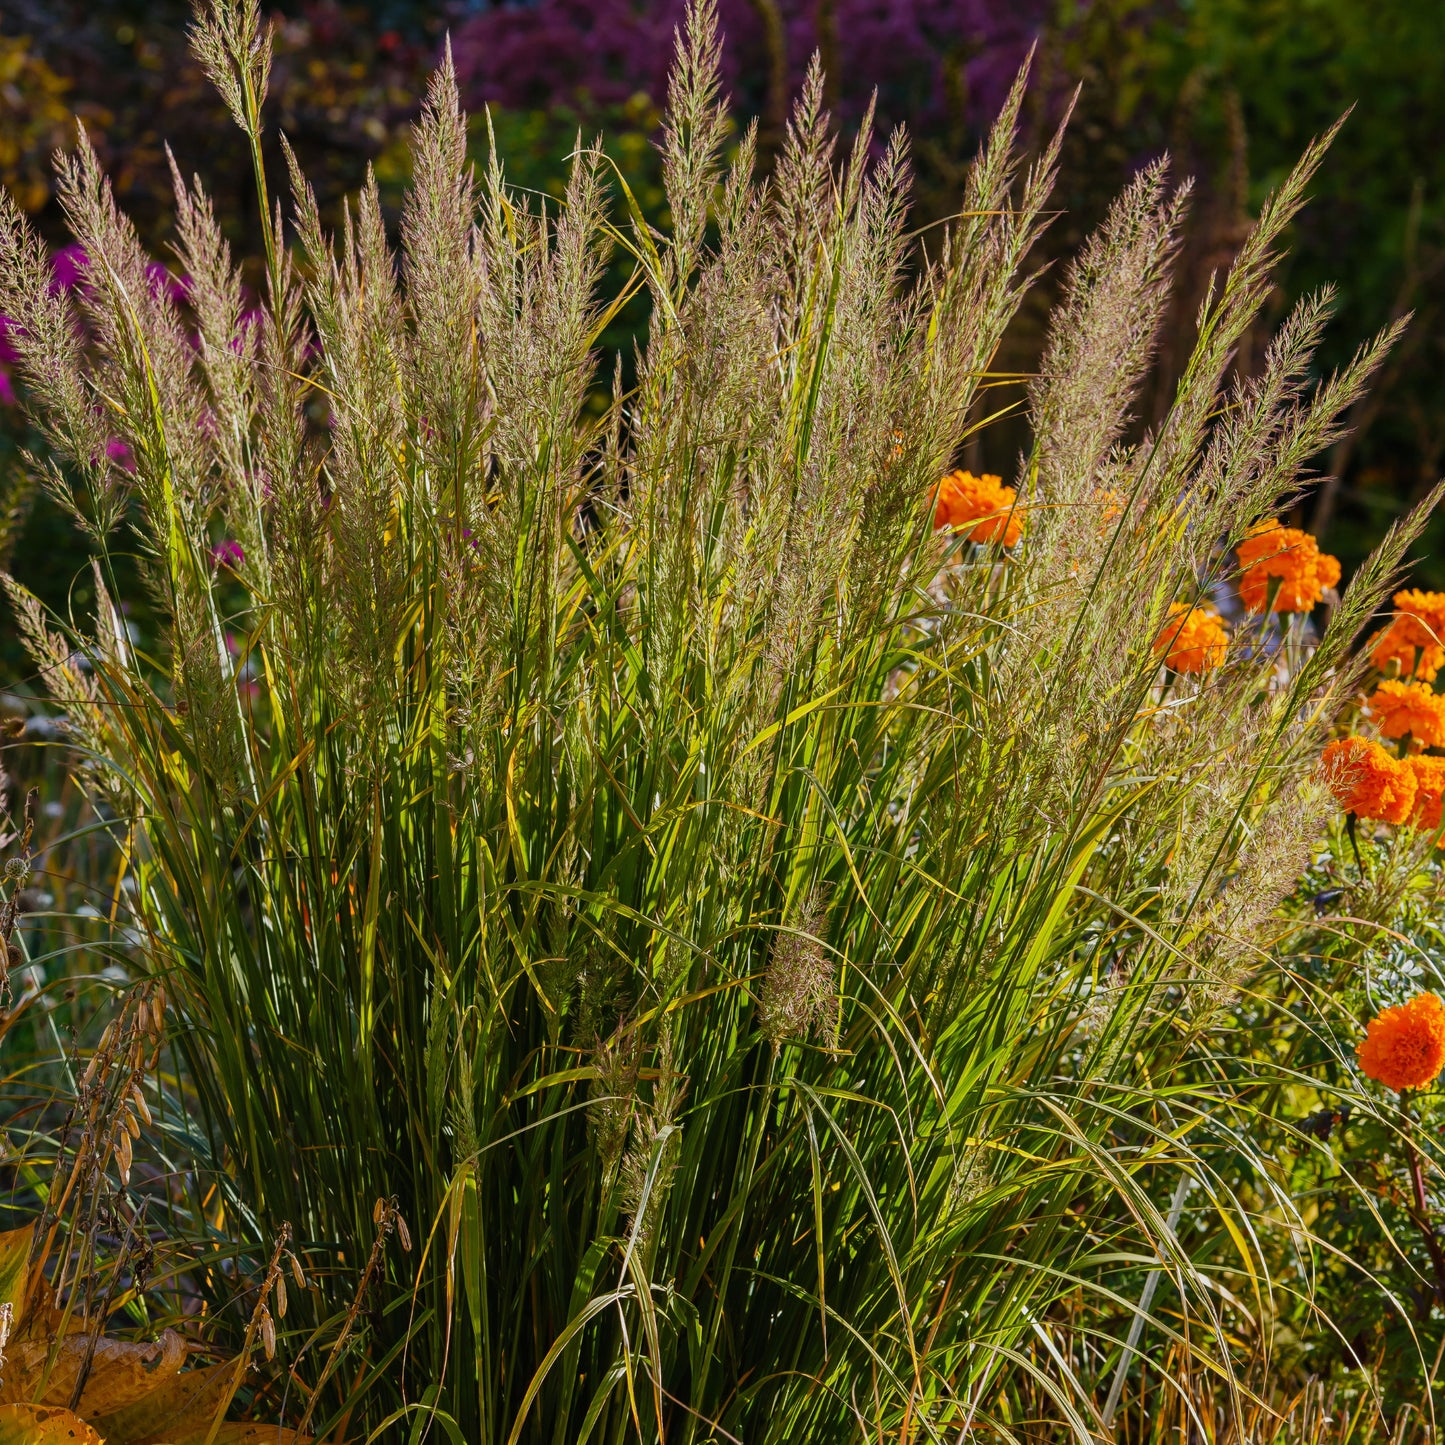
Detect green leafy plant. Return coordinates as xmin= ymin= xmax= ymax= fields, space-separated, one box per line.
xmin=1 ymin=0 xmax=1439 ymax=1438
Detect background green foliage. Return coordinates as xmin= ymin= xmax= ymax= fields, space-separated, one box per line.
xmin=1039 ymin=0 xmax=1445 ymax=588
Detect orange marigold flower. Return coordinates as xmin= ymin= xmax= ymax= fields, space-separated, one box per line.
xmin=1152 ymin=601 xmax=1229 ymax=674
xmin=1320 ymin=735 xmax=1418 ymax=824
xmin=1409 ymin=755 xmax=1445 ymax=832
xmin=1390 ymin=589 xmax=1445 ymax=647
xmin=1236 ymin=520 xmax=1341 ymax=613
xmin=933 ymin=470 xmax=1024 ymax=546
xmin=1371 ymin=619 xmax=1444 ymax=682
xmin=1372 ymin=591 xmax=1445 ymax=682
xmin=1357 ymin=992 xmax=1445 ymax=1092
xmin=1366 ymin=679 xmax=1445 ymax=748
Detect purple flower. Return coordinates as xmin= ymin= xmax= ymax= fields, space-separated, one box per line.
xmin=0 ymin=315 xmax=20 ymax=366
xmin=453 ymin=0 xmax=1046 ymax=141
xmin=50 ymin=244 xmax=89 ymax=294
xmin=105 ymin=437 xmax=136 ymax=472
xmin=0 ymin=316 xmax=20 ymax=403
xmin=211 ymin=539 xmax=246 ymax=570
xmin=148 ymin=262 xmax=190 ymax=304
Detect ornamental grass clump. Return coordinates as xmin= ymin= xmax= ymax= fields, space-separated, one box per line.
xmin=1 ymin=0 xmax=1441 ymax=1438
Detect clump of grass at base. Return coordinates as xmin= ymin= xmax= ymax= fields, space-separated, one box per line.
xmin=0 ymin=0 xmax=1438 ymax=1438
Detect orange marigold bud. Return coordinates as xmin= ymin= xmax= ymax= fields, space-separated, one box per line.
xmin=933 ymin=470 xmax=1024 ymax=546
xmin=1152 ymin=601 xmax=1229 ymax=674
xmin=1320 ymin=735 xmax=1418 ymax=824
xmin=1409 ymin=755 xmax=1445 ymax=832
xmin=1236 ymin=520 xmax=1340 ymax=613
xmin=1366 ymin=679 xmax=1445 ymax=748
xmin=1358 ymin=991 xmax=1445 ymax=1092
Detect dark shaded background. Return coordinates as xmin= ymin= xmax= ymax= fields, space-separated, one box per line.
xmin=2 ymin=0 xmax=1444 ymax=664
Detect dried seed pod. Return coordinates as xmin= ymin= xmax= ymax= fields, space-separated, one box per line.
xmin=81 ymin=1053 xmax=100 ymax=1088
xmin=115 ymin=1128 xmax=132 ymax=1184
xmin=274 ymin=1273 xmax=287 ymax=1319
xmin=372 ymin=1198 xmax=384 ymax=1226
xmin=98 ymin=1022 xmax=116 ymax=1053
xmin=395 ymin=1213 xmax=412 ymax=1253
xmin=131 ymin=1085 xmax=152 ymax=1127
xmin=289 ymin=1252 xmax=306 ymax=1290
xmin=124 ymin=1109 xmax=141 ymax=1139
xmin=259 ymin=1305 xmax=276 ymax=1360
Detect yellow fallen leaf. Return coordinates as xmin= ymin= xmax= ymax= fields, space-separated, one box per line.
xmin=0 ymin=1226 xmax=33 ymax=1325
xmin=0 ymin=1331 xmax=185 ymax=1415
xmin=88 ymin=1362 xmax=232 ymax=1445
xmin=0 ymin=1403 xmax=104 ymax=1444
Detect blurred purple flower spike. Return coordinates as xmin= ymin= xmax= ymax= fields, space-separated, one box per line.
xmin=148 ymin=262 xmax=190 ymax=304
xmin=211 ymin=539 xmax=246 ymax=570
xmin=105 ymin=436 xmax=136 ymax=472
xmin=50 ymin=244 xmax=89 ymax=293
xmin=453 ymin=0 xmax=1046 ymax=140
xmin=47 ymin=247 xmax=187 ymax=303
xmin=0 ymin=316 xmax=18 ymax=405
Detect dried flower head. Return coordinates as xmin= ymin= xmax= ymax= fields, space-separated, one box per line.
xmin=1152 ymin=601 xmax=1228 ymax=674
xmin=933 ymin=470 xmax=1024 ymax=546
xmin=1366 ymin=678 xmax=1445 ymax=747
xmin=1237 ymin=520 xmax=1340 ymax=613
xmin=1321 ymin=735 xmax=1417 ymax=824
xmin=1358 ymin=991 xmax=1445 ymax=1092
xmin=1409 ymin=755 xmax=1445 ymax=832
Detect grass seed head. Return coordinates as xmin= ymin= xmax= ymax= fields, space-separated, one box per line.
xmin=760 ymin=888 xmax=834 ymax=1053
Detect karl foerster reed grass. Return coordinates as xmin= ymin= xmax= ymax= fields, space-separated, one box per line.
xmin=0 ymin=0 xmax=1436 ymax=1437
